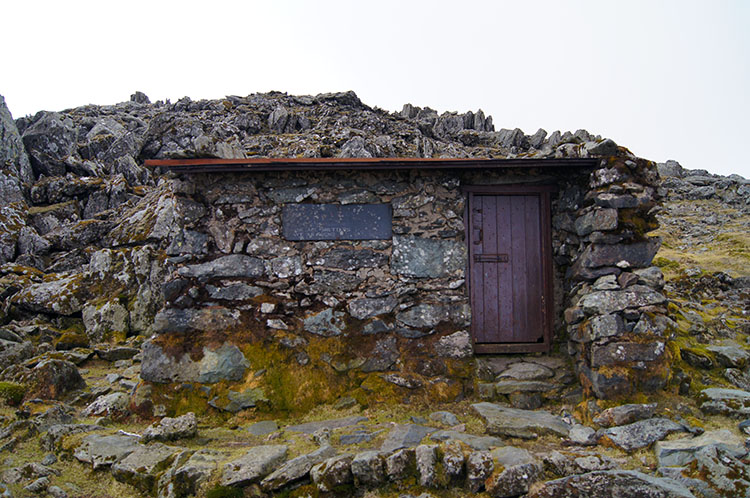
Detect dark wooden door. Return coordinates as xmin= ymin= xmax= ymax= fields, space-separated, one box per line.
xmin=465 ymin=186 xmax=553 ymax=353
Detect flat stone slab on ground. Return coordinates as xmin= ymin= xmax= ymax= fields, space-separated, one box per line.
xmin=707 ymin=343 xmax=750 ymax=368
xmin=527 ymin=470 xmax=696 ymax=498
xmin=221 ymin=445 xmax=288 ymax=487
xmin=261 ymin=445 xmax=337 ymax=491
xmin=597 ymin=418 xmax=686 ymax=452
xmin=471 ymin=402 xmax=571 ymax=439
xmin=593 ymin=403 xmax=657 ymax=428
xmin=111 ymin=443 xmax=183 ymax=492
xmin=430 ymin=430 xmax=504 ymax=451
xmin=73 ymin=434 xmax=141 ymax=470
xmin=285 ymin=416 xmax=368 ymax=434
xmin=497 ymin=361 xmax=555 ymax=380
xmin=655 ymin=429 xmax=746 ymax=467
xmin=246 ymin=420 xmax=279 ymax=436
xmin=700 ymin=387 xmax=750 ymax=416
xmin=381 ymin=424 xmax=436 ymax=452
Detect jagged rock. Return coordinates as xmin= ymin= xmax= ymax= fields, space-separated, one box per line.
xmin=700 ymin=387 xmax=750 ymax=417
xmin=597 ymin=418 xmax=686 ymax=452
xmin=303 ymin=308 xmax=346 ymax=337
xmin=706 ymin=343 xmax=750 ymax=368
xmin=82 ymin=392 xmax=130 ymax=418
xmin=261 ymin=445 xmax=336 ymax=491
xmin=142 ymin=413 xmax=197 ymax=443
xmin=26 ymin=359 xmax=86 ymax=400
xmin=0 ymin=94 xmax=33 ymax=187
xmin=220 ymin=445 xmax=288 ymax=487
xmin=655 ymin=429 xmax=746 ymax=467
xmin=347 ymin=296 xmax=398 ymax=320
xmin=112 ymin=443 xmax=183 ymax=493
xmin=594 ymin=403 xmax=657 ymax=428
xmin=435 ymin=330 xmax=473 ymax=358
xmin=527 ymin=470 xmax=696 ymax=498
xmin=575 ymin=208 xmax=618 ymax=236
xmin=74 ymin=433 xmax=141 ymax=469
xmin=472 ymin=402 xmax=571 ymax=439
xmin=415 ymin=444 xmax=439 ymax=488
xmin=12 ymin=274 xmax=88 ymax=315
xmin=485 ymin=446 xmax=542 ymax=498
xmin=22 ymin=112 xmax=78 ymax=177
xmin=350 ymin=451 xmax=385 ymax=487
xmin=384 ymin=448 xmax=415 ymax=481
xmin=140 ymin=340 xmax=249 ymax=383
xmin=442 ymin=440 xmax=465 ymax=484
xmin=311 ymin=454 xmax=354 ymax=492
xmin=467 ymin=450 xmax=494 ymax=492
xmin=82 ymin=300 xmax=129 ymax=342
xmin=158 ymin=449 xmax=226 ymax=498
xmin=676 ymin=444 xmax=750 ymax=497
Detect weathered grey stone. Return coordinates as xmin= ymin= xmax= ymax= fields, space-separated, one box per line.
xmin=385 ymin=447 xmax=415 ymax=481
xmin=575 ymin=208 xmax=618 ymax=236
xmin=311 ymin=454 xmax=354 ymax=492
xmin=707 ymin=343 xmax=750 ymax=368
xmin=350 ymin=451 xmax=385 ymax=487
xmin=0 ymin=95 xmax=33 ymax=186
xmin=391 ymin=236 xmax=466 ymax=278
xmin=585 ymin=138 xmax=619 ymax=156
xmin=655 ymin=429 xmax=745 ymax=467
xmin=593 ymin=403 xmax=657 ymax=427
xmin=205 ymin=282 xmax=263 ymax=300
xmin=568 ymin=424 xmax=597 ymax=445
xmin=415 ymin=444 xmax=438 ymax=488
xmin=580 ymin=285 xmax=667 ymax=314
xmin=571 ymin=313 xmax=624 ymax=343
xmin=591 ymin=341 xmax=665 ymax=367
xmin=429 ymin=411 xmax=460 ymax=426
xmin=435 ymin=330 xmax=473 ymax=358
xmin=574 ymin=240 xmax=660 ymax=271
xmin=680 ymin=444 xmax=750 ymax=496
xmin=82 ymin=300 xmax=129 ymax=342
xmin=700 ymin=387 xmax=750 ymax=416
xmin=657 ymin=160 xmax=684 ymax=178
xmin=261 ymin=445 xmax=337 ymax=490
xmin=633 ymin=313 xmax=672 ymax=336
xmin=430 ymin=430 xmax=503 ymax=451
xmin=494 ymin=380 xmax=556 ymax=394
xmin=467 ymin=450 xmax=494 ymax=493
xmin=347 ymin=296 xmax=398 ymax=320
xmin=634 ymin=266 xmax=665 ymax=288
xmin=597 ymin=418 xmax=686 ymax=452
xmin=396 ymin=303 xmax=449 ymax=328
xmin=27 ymin=359 xmax=86 ymax=400
xmin=82 ymin=392 xmax=130 ymax=418
xmin=140 ymin=341 xmax=249 ymax=384
xmin=74 ymin=434 xmax=141 ymax=469
xmin=246 ymin=420 xmax=279 ymax=436
xmin=209 ymin=388 xmax=266 ymax=413
xmin=268 ymin=255 xmax=303 ymax=278
xmin=442 ymin=441 xmax=465 ymax=484
xmin=528 ymin=470 xmax=696 ymax=498
xmin=221 ymin=445 xmax=288 ymax=487
xmin=304 ymin=308 xmax=347 ymax=337
xmin=472 ymin=402 xmax=571 ymax=439
xmin=381 ymin=424 xmax=436 ymax=452
xmin=361 ymin=336 xmax=398 ymax=372
xmin=497 ymin=362 xmax=555 ymax=381
xmin=142 ymin=412 xmax=197 ymax=443
xmin=313 ymin=248 xmax=388 ymax=270
xmin=177 ymin=254 xmax=265 ymax=279
xmin=286 ymin=416 xmax=368 ymax=434
xmin=22 ymin=112 xmax=77 ymax=177
xmin=158 ymin=449 xmax=226 ymax=498
xmin=486 ymin=446 xmax=542 ymax=498
xmin=166 ymin=229 xmax=208 ymax=255
xmin=12 ymin=274 xmax=88 ymax=315
xmin=152 ymin=307 xmax=241 ymax=334
xmin=112 ymin=443 xmax=183 ymax=493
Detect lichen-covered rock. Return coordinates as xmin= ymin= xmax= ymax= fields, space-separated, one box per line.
xmin=82 ymin=392 xmax=130 ymax=418
xmin=82 ymin=299 xmax=129 ymax=342
xmin=415 ymin=444 xmax=439 ymax=488
xmin=351 ymin=450 xmax=385 ymax=487
xmin=140 ymin=340 xmax=249 ymax=384
xmin=12 ymin=274 xmax=88 ymax=315
xmin=593 ymin=403 xmax=657 ymax=428
xmin=21 ymin=112 xmax=78 ymax=178
xmin=391 ymin=236 xmax=465 ymax=278
xmin=260 ymin=445 xmax=336 ymax=491
xmin=527 ymin=470 xmax=696 ymax=498
xmin=597 ymin=418 xmax=686 ymax=452
xmin=158 ymin=449 xmax=226 ymax=498
xmin=311 ymin=454 xmax=354 ymax=492
xmin=220 ymin=445 xmax=288 ymax=487
xmin=142 ymin=413 xmax=198 ymax=443
xmin=26 ymin=359 xmax=86 ymax=400
xmin=472 ymin=402 xmax=571 ymax=439
xmin=467 ymin=450 xmax=494 ymax=493
xmin=74 ymin=433 xmax=141 ymax=469
xmin=486 ymin=446 xmax=542 ymax=498
xmin=112 ymin=443 xmax=183 ymax=493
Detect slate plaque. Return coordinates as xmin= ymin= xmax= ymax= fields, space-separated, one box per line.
xmin=282 ymin=204 xmax=392 ymax=240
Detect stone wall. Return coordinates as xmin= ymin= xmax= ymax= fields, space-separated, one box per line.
xmin=142 ymin=154 xmax=668 ymax=412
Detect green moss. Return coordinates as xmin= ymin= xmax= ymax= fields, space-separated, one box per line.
xmin=205 ymin=485 xmax=244 ymax=498
xmin=54 ymin=330 xmax=90 ymax=350
xmin=0 ymin=381 xmax=26 ymax=406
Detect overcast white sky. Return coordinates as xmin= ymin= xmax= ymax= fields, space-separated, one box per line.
xmin=4 ymin=1 xmax=749 ymax=178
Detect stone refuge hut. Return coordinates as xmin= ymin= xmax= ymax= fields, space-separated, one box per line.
xmin=144 ymin=140 xmax=667 ymax=412
xmin=0 ymin=91 xmax=669 ymax=415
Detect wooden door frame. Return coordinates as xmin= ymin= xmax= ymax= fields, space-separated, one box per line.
xmin=462 ymin=185 xmax=556 ymax=354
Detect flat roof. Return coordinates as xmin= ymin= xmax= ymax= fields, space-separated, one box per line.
xmin=144 ymin=157 xmax=598 ymax=173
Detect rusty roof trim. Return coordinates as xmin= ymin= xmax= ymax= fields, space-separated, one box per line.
xmin=144 ymin=157 xmax=599 ymax=173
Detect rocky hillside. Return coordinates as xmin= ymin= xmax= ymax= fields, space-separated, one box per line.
xmin=0 ymin=90 xmax=748 ymax=497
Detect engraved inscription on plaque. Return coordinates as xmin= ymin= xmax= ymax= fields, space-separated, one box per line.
xmin=282 ymin=204 xmax=392 ymax=240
